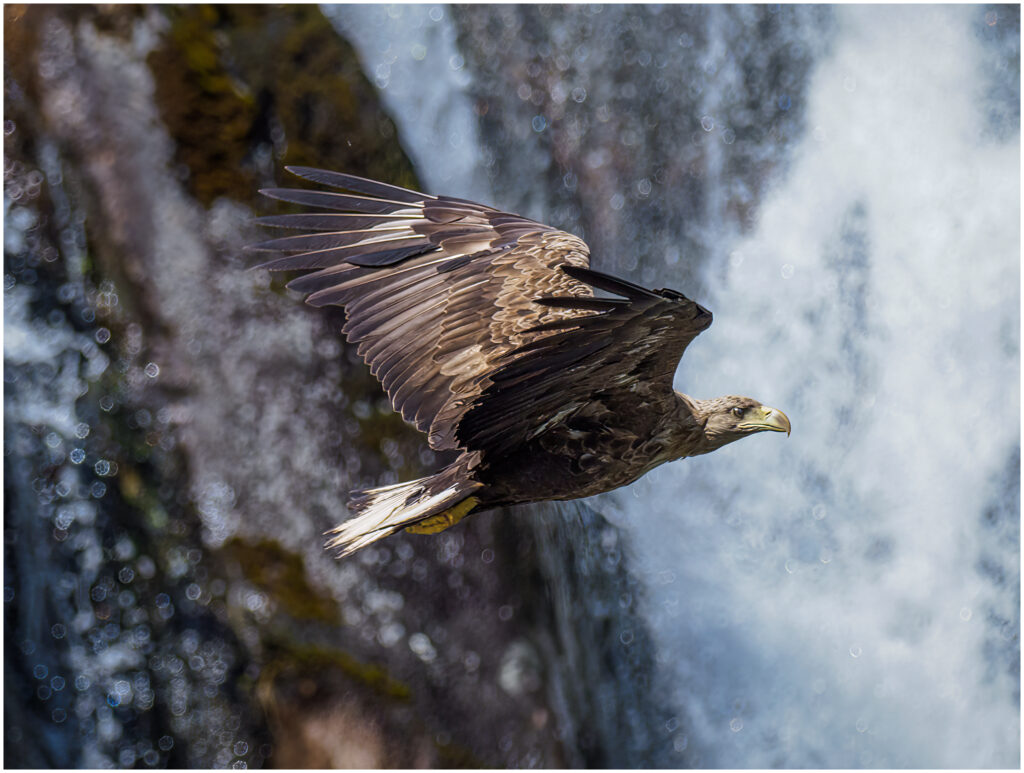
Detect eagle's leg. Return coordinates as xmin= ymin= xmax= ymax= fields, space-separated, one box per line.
xmin=405 ymin=496 xmax=480 ymax=535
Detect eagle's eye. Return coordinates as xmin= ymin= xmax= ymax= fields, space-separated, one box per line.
xmin=731 ymin=406 xmax=745 ymax=419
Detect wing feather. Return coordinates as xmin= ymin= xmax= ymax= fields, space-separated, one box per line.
xmin=253 ymin=168 xmax=707 ymax=456
xmin=455 ymin=268 xmax=713 ymax=456
xmin=283 ymin=166 xmax=433 ymax=203
xmin=255 ymin=213 xmax=424 ymax=231
xmin=259 ymin=188 xmax=413 ymax=213
xmin=250 ymin=227 xmax=415 ymax=253
xmin=258 ymin=238 xmax=435 ymax=271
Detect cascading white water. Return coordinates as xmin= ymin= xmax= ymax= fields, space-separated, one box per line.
xmin=613 ymin=6 xmax=1019 ymax=768
xmin=322 ymin=4 xmax=495 ymax=205
xmin=329 ymin=4 xmax=1018 ymax=767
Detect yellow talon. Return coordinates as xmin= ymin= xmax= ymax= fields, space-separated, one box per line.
xmin=405 ymin=497 xmax=480 ymax=535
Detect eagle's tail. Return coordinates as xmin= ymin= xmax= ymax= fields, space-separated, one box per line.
xmin=326 ymin=458 xmax=483 ymax=557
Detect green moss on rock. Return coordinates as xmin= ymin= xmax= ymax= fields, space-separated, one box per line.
xmin=265 ymin=641 xmax=412 ymax=703
xmin=218 ymin=5 xmax=417 ymax=185
xmin=219 ymin=537 xmax=340 ymax=624
xmin=147 ymin=5 xmax=258 ymax=206
xmin=146 ymin=5 xmax=420 ymax=208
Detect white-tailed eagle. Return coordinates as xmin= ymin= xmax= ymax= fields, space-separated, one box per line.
xmin=253 ymin=167 xmax=790 ymax=556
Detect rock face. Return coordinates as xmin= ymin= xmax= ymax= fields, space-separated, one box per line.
xmin=4 ymin=6 xmax=665 ymax=767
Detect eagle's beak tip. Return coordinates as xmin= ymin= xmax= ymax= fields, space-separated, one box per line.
xmin=763 ymin=406 xmax=791 ymax=436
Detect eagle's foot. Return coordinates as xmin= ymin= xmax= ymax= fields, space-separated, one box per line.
xmin=405 ymin=497 xmax=479 ymax=535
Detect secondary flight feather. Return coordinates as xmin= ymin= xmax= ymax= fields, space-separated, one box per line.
xmin=252 ymin=166 xmax=790 ymax=556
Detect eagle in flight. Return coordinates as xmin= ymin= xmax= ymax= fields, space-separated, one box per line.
xmin=253 ymin=167 xmax=790 ymax=556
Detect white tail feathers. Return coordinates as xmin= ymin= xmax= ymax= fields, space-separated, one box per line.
xmin=326 ymin=468 xmax=481 ymax=557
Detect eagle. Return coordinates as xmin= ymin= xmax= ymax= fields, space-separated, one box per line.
xmin=253 ymin=167 xmax=790 ymax=557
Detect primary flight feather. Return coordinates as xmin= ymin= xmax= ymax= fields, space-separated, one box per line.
xmin=253 ymin=167 xmax=790 ymax=556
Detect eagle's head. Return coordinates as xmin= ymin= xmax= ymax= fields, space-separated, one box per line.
xmin=690 ymin=395 xmax=791 ymax=454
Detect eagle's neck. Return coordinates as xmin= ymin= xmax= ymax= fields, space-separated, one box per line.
xmin=672 ymin=392 xmax=724 ymax=457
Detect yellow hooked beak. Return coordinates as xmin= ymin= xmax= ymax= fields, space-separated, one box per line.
xmin=738 ymin=405 xmax=791 ymax=436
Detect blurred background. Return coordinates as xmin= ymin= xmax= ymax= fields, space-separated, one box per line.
xmin=3 ymin=4 xmax=1019 ymax=769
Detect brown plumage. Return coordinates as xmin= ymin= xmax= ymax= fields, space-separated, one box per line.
xmin=252 ymin=167 xmax=791 ymax=556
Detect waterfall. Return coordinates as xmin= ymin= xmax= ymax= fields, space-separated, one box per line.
xmin=323 ymin=4 xmax=493 ymax=204
xmin=331 ymin=4 xmax=1019 ymax=767
xmin=615 ymin=5 xmax=1020 ymax=768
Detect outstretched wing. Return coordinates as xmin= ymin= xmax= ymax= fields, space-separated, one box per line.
xmin=252 ymin=167 xmax=597 ymax=451
xmin=455 ymin=266 xmax=713 ymax=457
